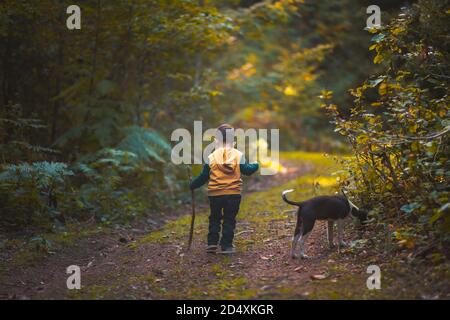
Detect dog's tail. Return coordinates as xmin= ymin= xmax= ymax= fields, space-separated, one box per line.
xmin=340 ymin=188 xmax=360 ymax=211
xmin=282 ymin=189 xmax=303 ymax=207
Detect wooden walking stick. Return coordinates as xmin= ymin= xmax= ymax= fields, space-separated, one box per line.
xmin=187 ymin=168 xmax=196 ymax=251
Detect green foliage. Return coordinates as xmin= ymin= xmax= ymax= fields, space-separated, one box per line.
xmin=0 ymin=0 xmax=232 ymax=228
xmin=213 ymin=1 xmax=334 ymax=150
xmin=0 ymin=104 xmax=58 ymax=162
xmin=117 ymin=126 xmax=171 ymax=164
xmin=294 ymin=0 xmax=379 ymax=114
xmin=0 ymin=161 xmax=73 ymax=224
xmin=323 ymin=0 xmax=450 ymax=243
xmin=67 ymin=125 xmax=182 ymax=224
xmin=0 ymin=113 xmax=181 ymax=226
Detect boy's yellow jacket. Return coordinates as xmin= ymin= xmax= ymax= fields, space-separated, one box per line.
xmin=190 ymin=147 xmax=259 ymax=196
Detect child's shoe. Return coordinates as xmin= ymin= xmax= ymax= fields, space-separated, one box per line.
xmin=219 ymin=246 xmax=236 ymax=254
xmin=206 ymin=245 xmax=218 ymax=253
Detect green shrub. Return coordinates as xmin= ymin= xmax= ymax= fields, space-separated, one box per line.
xmin=70 ymin=127 xmax=184 ymax=225
xmin=323 ymin=1 xmax=449 ymax=244
xmin=0 ymin=162 xmax=74 ymax=225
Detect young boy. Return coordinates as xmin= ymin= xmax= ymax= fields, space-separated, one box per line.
xmin=190 ymin=124 xmax=259 ymax=254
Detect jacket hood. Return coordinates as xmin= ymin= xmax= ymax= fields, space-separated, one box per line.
xmin=211 ymin=147 xmax=239 ymax=174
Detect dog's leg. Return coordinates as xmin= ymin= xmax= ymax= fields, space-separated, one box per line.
xmin=327 ymin=220 xmax=334 ymax=248
xmin=299 ymin=231 xmax=311 ymax=259
xmin=291 ymin=213 xmax=302 ymax=258
xmin=298 ymin=218 xmax=315 ymax=259
xmin=291 ymin=232 xmax=301 ymax=259
xmin=337 ymin=219 xmax=348 ymax=252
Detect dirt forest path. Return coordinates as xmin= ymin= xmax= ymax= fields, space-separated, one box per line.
xmin=1 ymin=152 xmax=413 ymax=299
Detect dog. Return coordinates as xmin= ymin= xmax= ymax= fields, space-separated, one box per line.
xmin=282 ymin=189 xmax=368 ymax=259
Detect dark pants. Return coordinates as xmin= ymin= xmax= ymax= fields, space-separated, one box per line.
xmin=208 ymin=194 xmax=241 ymax=249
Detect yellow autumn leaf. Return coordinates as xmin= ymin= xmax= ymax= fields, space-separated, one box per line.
xmin=398 ymin=239 xmax=415 ymax=249
xmin=272 ymin=1 xmax=284 ymax=10
xmin=284 ymin=85 xmax=298 ymax=96
xmin=302 ymin=73 xmax=314 ymax=81
xmin=370 ymin=144 xmax=381 ymax=152
xmin=379 ymin=82 xmax=387 ymax=95
xmin=319 ymin=90 xmax=333 ymax=99
xmin=356 ymin=135 xmax=369 ymax=144
xmin=374 ymin=53 xmax=384 ymax=64
xmin=209 ymin=90 xmax=222 ymax=97
xmin=392 ymin=26 xmax=405 ymax=35
xmin=409 ymin=124 xmax=418 ymax=134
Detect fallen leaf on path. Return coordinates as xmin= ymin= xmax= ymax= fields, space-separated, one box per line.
xmin=294 ymin=266 xmax=304 ymax=272
xmin=310 ymin=274 xmax=328 ymax=280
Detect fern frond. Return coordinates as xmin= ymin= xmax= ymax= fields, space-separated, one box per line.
xmin=118 ymin=126 xmax=170 ymax=163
